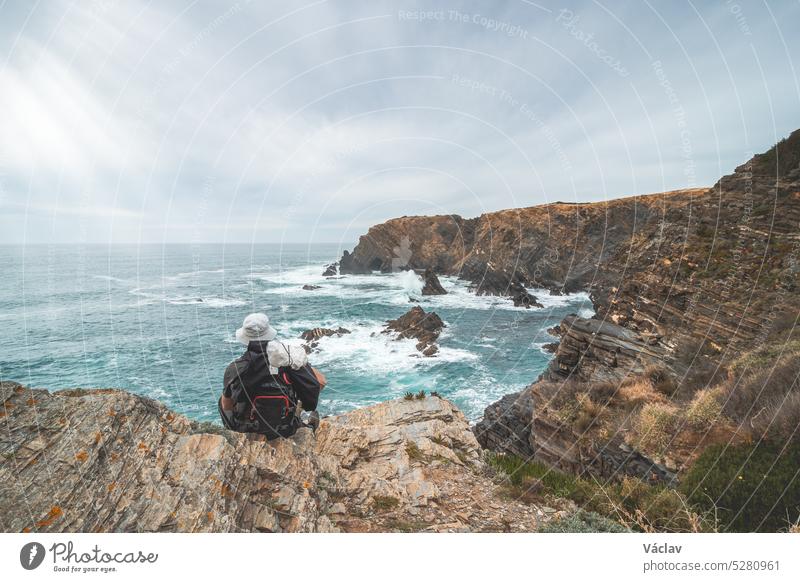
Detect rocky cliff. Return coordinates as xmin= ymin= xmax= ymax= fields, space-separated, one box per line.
xmin=0 ymin=381 xmax=564 ymax=533
xmin=339 ymin=188 xmax=704 ymax=291
xmin=340 ymin=130 xmax=800 ymax=482
xmin=480 ymin=133 xmax=800 ymax=480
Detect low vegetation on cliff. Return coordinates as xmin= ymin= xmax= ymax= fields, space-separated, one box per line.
xmin=487 ymin=338 xmax=800 ymax=532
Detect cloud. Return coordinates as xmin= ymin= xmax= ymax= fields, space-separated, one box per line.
xmin=0 ymin=0 xmax=798 ymax=243
xmin=1 ymin=201 xmax=143 ymax=218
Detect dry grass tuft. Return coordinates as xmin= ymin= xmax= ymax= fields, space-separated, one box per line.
xmin=685 ymin=386 xmax=724 ymax=429
xmin=618 ymin=379 xmax=662 ymax=408
xmin=630 ymin=402 xmax=680 ymax=455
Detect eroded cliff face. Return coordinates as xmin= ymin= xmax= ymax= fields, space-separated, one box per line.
xmin=340 ymin=130 xmax=800 ymax=482
xmin=342 ymin=131 xmax=800 ymax=373
xmin=481 ymin=135 xmax=800 ymax=480
xmin=340 ymin=190 xmax=703 ymax=292
xmin=0 ymin=381 xmax=562 ymax=533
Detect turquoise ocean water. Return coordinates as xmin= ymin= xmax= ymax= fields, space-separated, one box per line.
xmin=0 ymin=244 xmax=593 ymax=423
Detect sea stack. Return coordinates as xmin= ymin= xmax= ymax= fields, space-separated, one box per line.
xmin=420 ymin=268 xmax=447 ymax=295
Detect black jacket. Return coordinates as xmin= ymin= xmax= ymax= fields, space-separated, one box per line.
xmin=223 ymin=343 xmax=321 ymax=411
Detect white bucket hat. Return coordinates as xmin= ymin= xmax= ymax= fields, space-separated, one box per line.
xmin=235 ymin=312 xmax=277 ymax=345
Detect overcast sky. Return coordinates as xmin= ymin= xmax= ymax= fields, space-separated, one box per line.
xmin=1 ymin=0 xmax=798 ymax=244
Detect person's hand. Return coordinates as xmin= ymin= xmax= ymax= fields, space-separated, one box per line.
xmin=311 ymin=367 xmax=327 ymax=389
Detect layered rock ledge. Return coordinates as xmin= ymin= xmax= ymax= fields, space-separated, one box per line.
xmin=0 ymin=381 xmax=561 ymax=533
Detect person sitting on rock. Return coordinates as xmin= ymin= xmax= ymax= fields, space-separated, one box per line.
xmin=219 ymin=312 xmax=327 ymax=439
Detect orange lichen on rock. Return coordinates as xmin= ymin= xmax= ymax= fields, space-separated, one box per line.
xmin=75 ymin=450 xmax=89 ymax=462
xmin=35 ymin=506 xmax=63 ymax=528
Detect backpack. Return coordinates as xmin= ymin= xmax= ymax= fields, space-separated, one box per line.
xmin=220 ymin=342 xmax=302 ymax=439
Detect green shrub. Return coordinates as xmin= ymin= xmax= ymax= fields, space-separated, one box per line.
xmin=403 ymin=392 xmax=414 ymax=401
xmin=371 ymin=495 xmax=400 ymax=512
xmin=680 ymin=440 xmax=800 ymax=532
xmin=602 ymin=477 xmax=708 ymax=533
xmin=489 ymin=453 xmax=707 ymax=532
xmin=540 ymin=509 xmax=629 ymax=533
xmin=487 ymin=453 xmax=593 ymax=502
xmin=405 ymin=442 xmax=425 ymax=462
xmin=728 ymin=340 xmax=800 ymax=377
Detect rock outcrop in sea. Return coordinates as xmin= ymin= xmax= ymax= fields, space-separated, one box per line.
xmin=420 ymin=268 xmax=447 ymax=295
xmin=467 ymin=266 xmax=543 ymax=308
xmin=0 ymin=382 xmax=563 ymax=533
xmin=384 ymin=306 xmax=444 ymax=356
xmin=300 ymin=327 xmax=351 ymax=352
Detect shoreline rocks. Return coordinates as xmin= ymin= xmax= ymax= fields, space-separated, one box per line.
xmin=339 ymin=250 xmax=370 ymax=274
xmin=384 ymin=306 xmax=444 ymax=357
xmin=467 ymin=267 xmax=543 ymax=309
xmin=300 ymin=327 xmax=351 ymax=351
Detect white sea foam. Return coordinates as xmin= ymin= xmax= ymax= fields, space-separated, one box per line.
xmin=128 ymin=288 xmax=246 ymax=308
xmin=257 ymin=268 xmax=597 ymax=317
xmin=528 ymin=288 xmax=592 ymax=308
xmin=301 ymin=322 xmax=477 ymax=375
xmin=92 ymin=274 xmax=130 ymax=285
xmin=191 ymin=297 xmax=247 ymax=308
xmin=398 ymin=270 xmax=424 ymax=297
xmin=249 ymin=264 xmax=326 ymax=286
xmin=162 ymin=268 xmax=227 ymax=283
xmin=424 ymin=278 xmax=590 ymax=314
